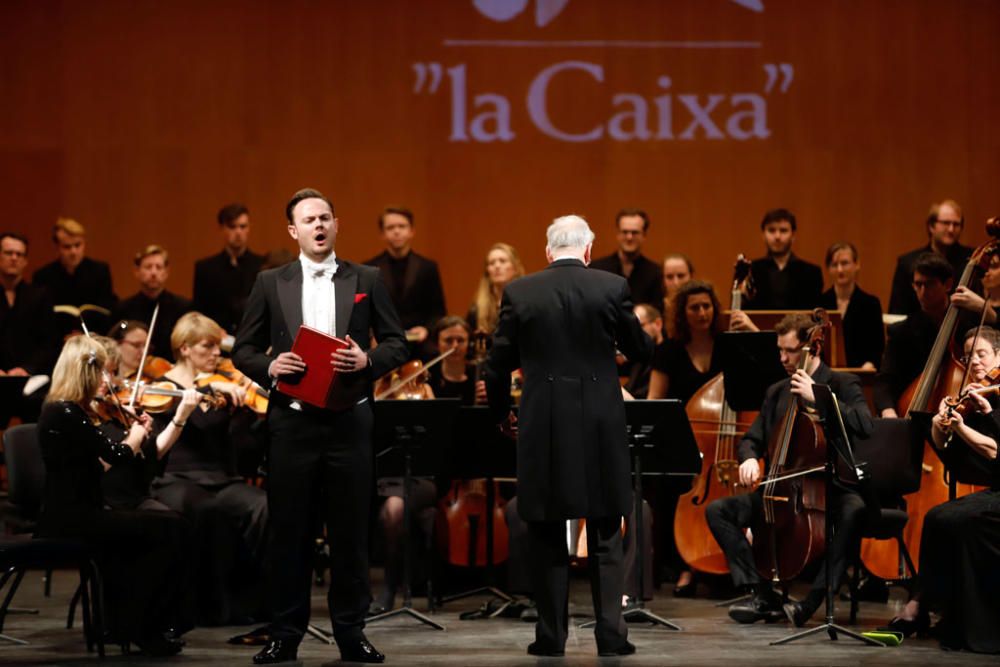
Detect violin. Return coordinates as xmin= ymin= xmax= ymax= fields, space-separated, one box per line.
xmin=193 ymin=358 xmax=270 ymax=415
xmin=751 ymin=310 xmax=830 ymax=584
xmin=374 ymin=349 xmax=456 ymax=400
xmin=115 ymin=378 xmax=227 ymax=413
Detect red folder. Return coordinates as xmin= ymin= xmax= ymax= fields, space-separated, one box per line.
xmin=276 ymin=325 xmax=366 ymax=410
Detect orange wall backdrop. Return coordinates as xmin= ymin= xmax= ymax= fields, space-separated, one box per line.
xmin=2 ymin=0 xmax=999 ymax=318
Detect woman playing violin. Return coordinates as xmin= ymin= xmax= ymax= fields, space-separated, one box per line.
xmin=150 ymin=311 xmax=269 ymax=626
xmin=36 ymin=335 xmax=187 ymax=656
xmin=886 ymin=326 xmax=1000 ymax=653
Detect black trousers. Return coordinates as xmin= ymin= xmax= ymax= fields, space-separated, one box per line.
xmin=527 ymin=516 xmax=628 ymax=651
xmin=705 ymin=488 xmax=865 ymax=596
xmin=266 ymin=401 xmax=374 ymax=644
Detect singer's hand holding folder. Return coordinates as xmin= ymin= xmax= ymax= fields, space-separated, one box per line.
xmin=276 ymin=325 xmax=366 ymax=410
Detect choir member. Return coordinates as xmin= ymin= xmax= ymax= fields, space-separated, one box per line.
xmin=888 ymin=199 xmax=972 ymax=315
xmin=193 ymin=203 xmax=265 ymax=336
xmin=33 ymin=217 xmax=117 ymax=337
xmin=886 ymin=326 xmax=1000 ymax=654
xmin=590 ymin=208 xmax=665 ymax=307
xmin=742 ymin=208 xmax=823 ymax=311
xmin=364 ymin=206 xmax=446 ymax=355
xmin=818 ymin=241 xmax=884 ymax=369
xmin=35 ymin=335 xmax=186 ymax=655
xmin=113 ymin=245 xmax=191 ymax=362
xmin=0 ymin=232 xmax=58 ymax=426
xmin=661 ymin=253 xmax=693 ymax=338
xmin=467 ymin=243 xmax=525 ymax=334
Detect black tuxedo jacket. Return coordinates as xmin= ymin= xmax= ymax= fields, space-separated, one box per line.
xmin=232 ymin=259 xmax=409 ymax=398
xmin=818 ymin=286 xmax=885 ymax=369
xmin=193 ymin=249 xmax=265 ymax=335
xmin=484 ymin=259 xmax=653 ymax=521
xmin=363 ymin=250 xmax=446 ymax=331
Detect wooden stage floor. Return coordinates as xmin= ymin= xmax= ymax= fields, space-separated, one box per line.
xmin=2 ymin=571 xmax=996 ymax=666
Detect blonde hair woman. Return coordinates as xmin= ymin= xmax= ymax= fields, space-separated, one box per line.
xmin=36 ymin=335 xmax=186 ymax=656
xmin=468 ymin=242 xmax=525 ymax=334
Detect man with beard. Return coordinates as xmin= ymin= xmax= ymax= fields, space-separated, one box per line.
xmin=590 ymin=208 xmax=664 ymax=307
xmin=742 ymin=208 xmax=823 ymax=311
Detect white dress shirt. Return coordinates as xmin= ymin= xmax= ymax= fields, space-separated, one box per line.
xmin=300 ymin=252 xmax=338 ymax=336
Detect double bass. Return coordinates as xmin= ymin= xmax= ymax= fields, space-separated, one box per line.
xmin=860 ymin=218 xmax=1000 ymax=579
xmin=675 ymin=255 xmax=760 ymax=574
xmin=752 ymin=311 xmax=830 ymax=583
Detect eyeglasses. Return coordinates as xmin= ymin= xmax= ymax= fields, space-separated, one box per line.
xmin=911 ymin=279 xmax=941 ymax=289
xmin=934 ymin=219 xmax=963 ymax=228
xmin=960 ymin=349 xmax=996 ymax=365
xmin=1 ymin=249 xmax=26 ymax=258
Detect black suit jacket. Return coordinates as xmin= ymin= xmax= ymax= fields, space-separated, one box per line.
xmin=192 ymin=249 xmax=265 ymax=335
xmin=818 ymin=287 xmax=885 ymax=369
xmin=363 ymin=250 xmax=446 ymax=331
xmin=738 ymin=362 xmax=873 ymax=463
xmin=744 ymin=254 xmax=823 ymax=311
xmin=232 ymin=258 xmax=409 ymax=400
xmin=33 ymin=257 xmax=117 ymax=337
xmin=0 ymin=280 xmax=58 ymax=374
xmin=888 ymin=243 xmax=972 ymax=315
xmin=589 ymin=252 xmax=664 ymax=307
xmin=484 ymin=259 xmax=653 ymax=521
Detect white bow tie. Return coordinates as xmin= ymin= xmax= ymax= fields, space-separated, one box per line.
xmin=301 ymin=256 xmax=337 ymax=279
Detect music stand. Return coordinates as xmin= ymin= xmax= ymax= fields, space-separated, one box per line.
xmin=580 ymin=400 xmax=700 ymax=632
xmin=364 ymin=399 xmax=461 ymax=631
xmin=770 ymin=384 xmax=882 ymax=647
xmin=438 ymin=406 xmax=517 ymax=614
xmin=717 ymin=332 xmax=786 ymax=411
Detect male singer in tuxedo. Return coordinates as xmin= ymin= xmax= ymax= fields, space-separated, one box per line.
xmin=233 ymin=188 xmax=408 ymax=664
xmin=484 ymin=215 xmax=653 ymax=657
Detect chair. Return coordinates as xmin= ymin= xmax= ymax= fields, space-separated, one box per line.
xmin=847 ymin=417 xmax=924 ymax=623
xmin=0 ymin=424 xmax=105 ymax=656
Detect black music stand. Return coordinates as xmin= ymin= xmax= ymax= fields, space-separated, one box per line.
xmin=364 ymin=399 xmax=461 ymax=632
xmin=771 ymin=384 xmax=882 ymax=647
xmin=717 ymin=331 xmax=785 ymax=411
xmin=438 ymin=406 xmax=517 ymax=614
xmin=580 ymin=400 xmax=700 ymax=632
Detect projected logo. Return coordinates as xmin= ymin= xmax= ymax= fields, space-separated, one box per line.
xmin=412 ymin=1 xmax=791 ymax=143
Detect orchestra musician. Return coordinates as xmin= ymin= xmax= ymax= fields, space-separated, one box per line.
xmin=107 ymin=319 xmax=151 ymax=379
xmin=150 ymin=312 xmax=268 ymax=627
xmin=233 ymin=188 xmax=408 ymax=664
xmin=0 ymin=232 xmax=58 ymax=427
xmin=484 ymin=214 xmax=653 ymax=657
xmin=875 ymin=253 xmax=953 ymax=418
xmin=885 ymin=326 xmax=1000 ymax=654
xmin=951 ymin=252 xmax=1000 ymax=325
xmin=818 ymin=241 xmax=884 ymax=370
xmin=364 ymin=206 xmax=446 ymax=356
xmin=113 ymin=245 xmax=192 ymax=362
xmin=32 ymin=217 xmax=117 ymax=337
xmin=193 ymin=203 xmax=265 ymax=336
xmin=467 ymin=242 xmax=525 ymax=335
xmin=625 ymin=303 xmax=664 ymax=399
xmin=590 ymin=208 xmax=665 ymax=307
xmin=742 ymin=209 xmax=823 ymax=311
xmin=35 ymin=335 xmax=186 ymax=656
xmin=705 ymin=313 xmax=873 ymax=627
xmin=889 ymin=199 xmax=972 ymax=316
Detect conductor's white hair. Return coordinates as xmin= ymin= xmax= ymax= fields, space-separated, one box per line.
xmin=546 ymin=215 xmax=595 ymax=251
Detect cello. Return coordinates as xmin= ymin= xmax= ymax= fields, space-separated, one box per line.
xmin=860 ymin=218 xmax=1000 ymax=579
xmin=751 ymin=310 xmax=830 ymax=584
xmin=675 ymin=255 xmax=760 ymax=574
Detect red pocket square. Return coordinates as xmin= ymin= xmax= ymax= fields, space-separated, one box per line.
xmin=354 ymin=293 xmax=368 ymax=304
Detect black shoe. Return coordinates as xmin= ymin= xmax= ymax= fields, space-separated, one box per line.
xmin=728 ymin=593 xmax=785 ymax=624
xmin=527 ymin=641 xmax=565 ymax=657
xmin=132 ymin=633 xmax=183 ymax=657
xmin=598 ymin=641 xmax=636 ymax=656
xmin=337 ymin=636 xmax=385 ymax=663
xmin=673 ymin=580 xmax=697 ymax=598
xmin=884 ymin=611 xmax=930 ymax=638
xmin=228 ymin=625 xmax=271 ymax=646
xmin=783 ymin=601 xmax=811 ymax=628
xmin=253 ymin=639 xmax=299 ymax=664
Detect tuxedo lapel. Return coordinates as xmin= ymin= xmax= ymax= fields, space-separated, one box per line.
xmin=277 ymin=261 xmax=304 ymax=339
xmin=333 ymin=262 xmax=358 ymax=339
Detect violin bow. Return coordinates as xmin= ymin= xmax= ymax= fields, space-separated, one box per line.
xmin=79 ymin=314 xmax=135 ymax=426
xmin=129 ymin=303 xmax=160 ymax=408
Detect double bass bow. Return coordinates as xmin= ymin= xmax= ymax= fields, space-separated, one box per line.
xmin=675 ymin=255 xmax=760 ymax=575
xmin=751 ymin=310 xmax=830 ymax=584
xmin=860 ymin=217 xmax=1000 ymax=580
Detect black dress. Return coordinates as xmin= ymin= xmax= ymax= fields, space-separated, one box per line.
xmin=919 ymin=407 xmax=1000 ymax=653
xmin=150 ymin=396 xmax=269 ymax=625
xmin=650 ymin=338 xmax=721 ymax=404
xmin=36 ymin=401 xmax=186 ymax=640
xmin=818 ymin=286 xmax=884 ymax=369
